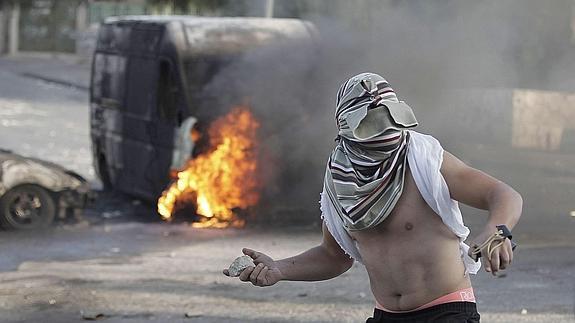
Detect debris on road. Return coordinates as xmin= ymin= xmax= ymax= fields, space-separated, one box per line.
xmin=81 ymin=311 xmax=106 ymax=320
xmin=184 ymin=312 xmax=203 ymax=319
xmin=101 ymin=210 xmax=123 ymax=219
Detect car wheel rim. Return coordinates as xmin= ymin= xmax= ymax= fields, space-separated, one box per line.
xmin=7 ymin=191 xmax=45 ymax=227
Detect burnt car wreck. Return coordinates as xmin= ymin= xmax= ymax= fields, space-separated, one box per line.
xmin=0 ymin=149 xmax=91 ymax=230
xmin=90 ymin=16 xmax=317 ymax=202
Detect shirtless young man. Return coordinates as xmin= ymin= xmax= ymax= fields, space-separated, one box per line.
xmin=223 ymin=73 xmax=522 ymax=322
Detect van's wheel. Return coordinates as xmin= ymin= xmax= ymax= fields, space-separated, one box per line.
xmin=0 ymin=185 xmax=56 ymax=230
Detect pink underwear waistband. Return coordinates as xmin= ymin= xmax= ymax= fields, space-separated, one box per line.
xmin=376 ymin=287 xmax=476 ymax=313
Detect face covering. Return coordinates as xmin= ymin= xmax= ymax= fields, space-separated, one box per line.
xmin=323 ymin=72 xmax=418 ymax=231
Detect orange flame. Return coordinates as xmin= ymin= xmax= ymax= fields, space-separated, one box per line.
xmin=157 ymin=106 xmax=260 ymax=228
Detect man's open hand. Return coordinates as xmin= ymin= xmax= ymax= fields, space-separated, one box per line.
xmin=223 ymin=248 xmax=283 ymax=287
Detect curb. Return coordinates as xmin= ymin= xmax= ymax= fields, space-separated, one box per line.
xmin=19 ymin=72 xmax=89 ymax=92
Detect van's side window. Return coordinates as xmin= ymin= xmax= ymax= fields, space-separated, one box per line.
xmin=91 ymin=53 xmax=126 ymax=109
xmin=157 ymin=60 xmax=178 ymax=123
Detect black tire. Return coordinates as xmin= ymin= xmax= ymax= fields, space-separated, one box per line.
xmin=0 ymin=185 xmax=56 ymax=230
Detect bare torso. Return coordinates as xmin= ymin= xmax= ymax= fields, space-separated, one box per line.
xmin=349 ymin=167 xmax=471 ymax=311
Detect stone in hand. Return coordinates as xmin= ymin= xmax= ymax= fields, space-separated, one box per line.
xmin=227 ymin=255 xmax=255 ymax=277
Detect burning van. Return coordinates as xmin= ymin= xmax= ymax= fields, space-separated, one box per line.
xmin=90 ymin=16 xmax=317 ymax=226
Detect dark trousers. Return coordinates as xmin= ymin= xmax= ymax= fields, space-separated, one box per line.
xmin=366 ymin=302 xmax=480 ymax=323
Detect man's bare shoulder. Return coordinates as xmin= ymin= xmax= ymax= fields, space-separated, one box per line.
xmin=440 ymin=150 xmax=504 ymax=210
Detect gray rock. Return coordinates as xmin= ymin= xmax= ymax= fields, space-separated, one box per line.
xmin=228 ymin=255 xmax=255 ymax=277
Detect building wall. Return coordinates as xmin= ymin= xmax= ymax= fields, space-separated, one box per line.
xmin=512 ymin=89 xmax=575 ymax=151
xmin=438 ymin=87 xmax=575 ymax=153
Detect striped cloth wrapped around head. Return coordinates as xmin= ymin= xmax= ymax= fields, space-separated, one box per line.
xmin=323 ymin=72 xmax=418 ymax=231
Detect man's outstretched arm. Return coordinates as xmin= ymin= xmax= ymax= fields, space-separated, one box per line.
xmin=441 ymin=151 xmax=523 ymax=275
xmin=223 ymin=223 xmax=354 ymax=287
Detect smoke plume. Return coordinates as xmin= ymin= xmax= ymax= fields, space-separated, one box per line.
xmin=196 ymin=0 xmax=575 ymax=229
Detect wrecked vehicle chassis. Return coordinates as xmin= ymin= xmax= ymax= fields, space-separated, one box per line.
xmin=0 ymin=149 xmax=91 ymax=230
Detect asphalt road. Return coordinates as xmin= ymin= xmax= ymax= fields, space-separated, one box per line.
xmin=0 ymin=216 xmax=573 ymax=323
xmin=0 ymin=56 xmax=574 ymax=323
